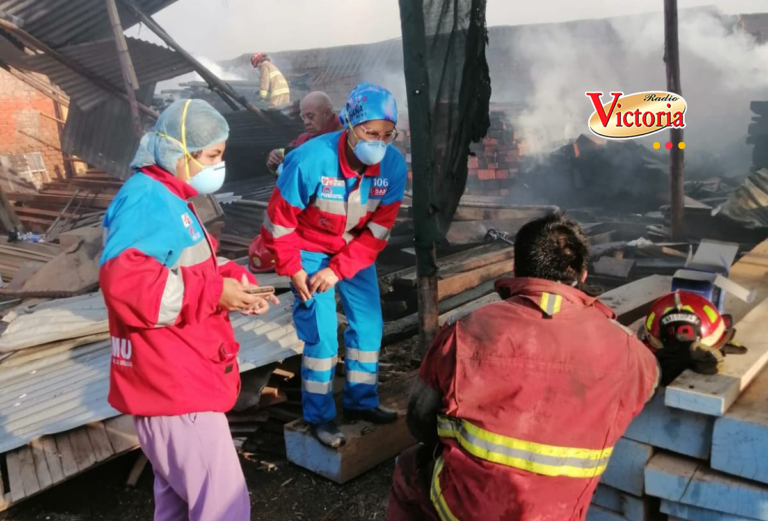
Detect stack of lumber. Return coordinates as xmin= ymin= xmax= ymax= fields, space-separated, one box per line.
xmin=749 ymin=101 xmax=768 ymax=171
xmin=6 ymin=171 xmax=116 ymax=234
xmin=0 ymin=238 xmax=61 ymax=283
xmin=586 ymin=239 xmax=768 ymax=521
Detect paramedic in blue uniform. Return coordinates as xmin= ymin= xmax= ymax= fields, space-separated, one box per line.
xmin=262 ymin=83 xmax=407 ymax=448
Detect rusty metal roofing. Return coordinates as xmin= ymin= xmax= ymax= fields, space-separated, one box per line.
xmin=21 ymin=37 xmax=193 ymax=111
xmin=0 ymin=0 xmax=176 ymax=48
xmin=0 ymin=292 xmax=301 ymax=454
xmin=61 ymin=84 xmax=155 ymax=179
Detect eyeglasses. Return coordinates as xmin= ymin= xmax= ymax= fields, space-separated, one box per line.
xmin=355 ymin=124 xmax=399 ymax=144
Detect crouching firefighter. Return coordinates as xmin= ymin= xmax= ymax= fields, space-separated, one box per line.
xmin=388 ymin=214 xmax=661 ymax=521
xmin=262 ymin=83 xmax=406 ymax=448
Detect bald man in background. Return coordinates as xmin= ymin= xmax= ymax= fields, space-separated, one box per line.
xmin=267 ymin=91 xmax=343 ymax=175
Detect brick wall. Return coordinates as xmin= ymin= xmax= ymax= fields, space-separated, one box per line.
xmin=0 ymin=68 xmax=67 ymax=183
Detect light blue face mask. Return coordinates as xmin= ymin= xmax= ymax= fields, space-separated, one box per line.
xmin=348 ymin=122 xmax=390 ymax=166
xmin=188 ymin=161 xmax=226 ymax=194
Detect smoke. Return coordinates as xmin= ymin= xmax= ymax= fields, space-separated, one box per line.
xmin=504 ymin=8 xmax=768 ymax=175
xmin=195 ymin=56 xmax=246 ymax=81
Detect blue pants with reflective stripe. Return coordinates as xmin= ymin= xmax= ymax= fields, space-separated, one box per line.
xmin=292 ymin=250 xmax=383 ymax=424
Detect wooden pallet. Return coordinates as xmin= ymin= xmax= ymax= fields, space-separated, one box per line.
xmin=0 ymin=415 xmax=138 ymax=511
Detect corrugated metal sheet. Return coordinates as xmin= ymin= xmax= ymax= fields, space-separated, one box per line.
xmin=0 ymin=0 xmax=176 ymax=48
xmin=0 ymin=34 xmax=27 ymax=68
xmin=21 ymin=37 xmax=194 ymax=111
xmin=716 ymin=168 xmax=768 ymax=228
xmin=61 ymin=84 xmax=155 ymax=179
xmin=0 ymin=291 xmax=301 ymax=454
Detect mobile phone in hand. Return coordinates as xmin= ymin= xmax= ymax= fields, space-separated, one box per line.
xmin=245 ymin=286 xmax=275 ymax=296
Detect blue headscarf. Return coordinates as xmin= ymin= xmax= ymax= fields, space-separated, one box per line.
xmin=339 ymin=82 xmax=398 ymax=128
xmin=130 ymin=99 xmax=229 ymax=175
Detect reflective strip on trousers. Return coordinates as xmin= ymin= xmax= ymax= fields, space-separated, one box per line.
xmin=347 ymin=370 xmax=377 ymax=385
xmin=345 ymin=348 xmax=379 ymax=364
xmin=430 ymin=456 xmax=460 ymax=521
xmin=437 ymin=416 xmax=612 ymax=478
xmin=303 ymin=355 xmax=338 ymax=372
xmin=302 ymin=379 xmax=334 ymax=395
xmin=156 ymin=269 xmax=184 ymax=327
xmin=263 ymin=214 xmax=295 ymax=239
xmin=539 ymin=292 xmax=563 ymax=316
xmin=272 ymin=87 xmax=290 ymax=97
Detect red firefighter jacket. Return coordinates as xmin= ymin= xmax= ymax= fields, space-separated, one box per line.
xmin=420 ymin=277 xmax=659 ymax=521
xmin=100 ymin=165 xmax=257 ymax=417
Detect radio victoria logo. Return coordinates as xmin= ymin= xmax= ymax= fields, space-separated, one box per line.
xmin=585 ymin=91 xmax=687 ymax=140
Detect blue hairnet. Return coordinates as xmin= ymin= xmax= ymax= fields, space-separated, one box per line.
xmin=339 ymin=82 xmax=398 ymax=128
xmin=130 ymin=99 xmax=229 ymax=174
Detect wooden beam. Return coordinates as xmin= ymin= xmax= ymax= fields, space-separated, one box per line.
xmin=395 ymin=247 xmax=513 ymax=285
xmin=645 ymin=452 xmax=768 ymax=520
xmin=665 ymin=297 xmax=768 ymax=416
xmin=624 ymin=388 xmax=714 ymax=460
xmin=398 ymin=0 xmax=440 ymax=354
xmin=437 ymin=259 xmax=514 ymax=300
xmin=598 ymin=275 xmax=672 ymax=326
xmin=104 ymin=0 xmax=143 ymax=139
xmin=591 ymin=485 xmax=651 ymax=521
xmin=284 ymin=372 xmax=417 ymax=483
xmin=601 ymin=438 xmax=654 ymax=496
xmin=661 ymin=499 xmax=750 ymax=521
xmin=664 ymin=0 xmax=685 ymax=240
xmin=452 ymin=205 xmax=555 ymax=222
xmin=0 ymin=18 xmax=158 ymax=119
xmin=711 ymin=366 xmax=768 ymax=485
xmin=724 ymin=240 xmax=768 ymax=324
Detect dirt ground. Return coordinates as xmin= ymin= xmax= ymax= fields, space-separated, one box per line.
xmin=1 ymin=435 xmax=397 ymax=521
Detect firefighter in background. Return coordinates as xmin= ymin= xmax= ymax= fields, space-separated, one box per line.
xmin=261 ymin=83 xmax=406 ymax=448
xmin=251 ymin=52 xmax=290 ymax=107
xmin=388 ymin=214 xmax=660 ymax=521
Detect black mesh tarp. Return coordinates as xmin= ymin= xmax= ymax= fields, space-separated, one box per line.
xmin=401 ymin=0 xmax=491 ymax=253
xmin=423 ymin=0 xmax=491 ymax=238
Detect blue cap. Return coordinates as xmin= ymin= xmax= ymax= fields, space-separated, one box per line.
xmin=340 ymin=82 xmax=398 ymax=128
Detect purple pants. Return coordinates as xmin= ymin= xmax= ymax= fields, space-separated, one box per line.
xmin=134 ymin=412 xmax=250 ymax=521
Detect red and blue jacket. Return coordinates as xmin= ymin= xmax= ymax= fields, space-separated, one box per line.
xmin=99 ymin=165 xmax=256 ymax=417
xmin=262 ymin=130 xmax=407 ymax=279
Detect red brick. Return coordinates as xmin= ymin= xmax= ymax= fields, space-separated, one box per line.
xmin=483 ymin=138 xmax=499 ymax=146
xmin=467 ymin=156 xmax=479 ymax=169
xmin=495 ymin=169 xmax=509 ymax=179
xmin=486 ymin=163 xmax=499 ymax=169
xmin=478 ymin=169 xmax=496 ymax=181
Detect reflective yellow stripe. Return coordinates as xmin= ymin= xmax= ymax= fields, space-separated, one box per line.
xmin=259 ymin=90 xmax=268 ymax=98
xmin=539 ymin=292 xmax=563 ymax=316
xmin=269 ymin=70 xmax=282 ymax=79
xmin=437 ymin=416 xmax=612 ymax=479
xmin=272 ymin=87 xmax=290 ymax=96
xmin=703 ymin=305 xmax=718 ymax=323
xmin=646 ymin=311 xmax=655 ymax=331
xmin=430 ymin=456 xmax=460 ymax=521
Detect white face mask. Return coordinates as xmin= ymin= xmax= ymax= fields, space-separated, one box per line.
xmin=188 ymin=161 xmax=226 ymax=194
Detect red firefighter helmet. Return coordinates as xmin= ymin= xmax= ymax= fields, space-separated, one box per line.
xmin=248 ymin=234 xmax=275 ymax=273
xmin=251 ymin=52 xmax=266 ymax=68
xmin=642 ymin=290 xmax=732 ymax=351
